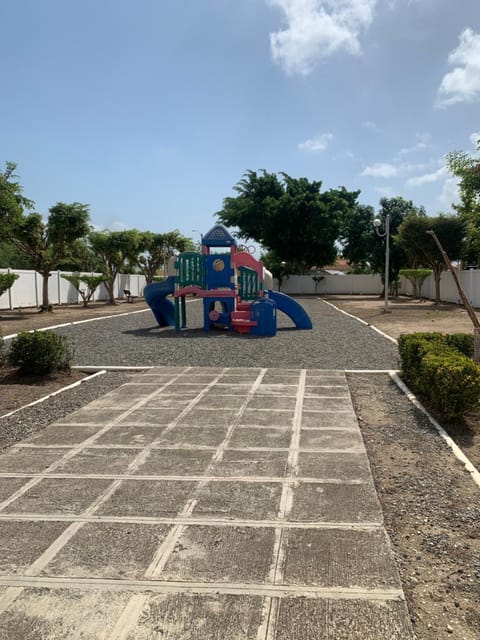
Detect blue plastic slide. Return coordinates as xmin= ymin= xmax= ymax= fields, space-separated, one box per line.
xmin=144 ymin=277 xmax=176 ymax=327
xmin=267 ymin=290 xmax=313 ymax=330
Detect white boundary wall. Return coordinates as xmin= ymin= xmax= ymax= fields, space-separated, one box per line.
xmin=0 ymin=269 xmax=146 ymax=310
xmin=273 ymin=271 xmax=480 ymax=306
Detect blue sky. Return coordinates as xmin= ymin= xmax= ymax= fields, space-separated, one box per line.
xmin=1 ymin=0 xmax=479 ymax=243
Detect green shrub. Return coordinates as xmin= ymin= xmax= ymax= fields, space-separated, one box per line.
xmin=398 ymin=332 xmax=480 ymax=418
xmin=8 ymin=331 xmax=73 ymax=376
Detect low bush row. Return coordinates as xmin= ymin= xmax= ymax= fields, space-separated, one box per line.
xmin=7 ymin=331 xmax=73 ymax=376
xmin=398 ymin=332 xmax=480 ymax=419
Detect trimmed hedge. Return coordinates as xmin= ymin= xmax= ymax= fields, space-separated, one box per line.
xmin=8 ymin=331 xmax=73 ymax=376
xmin=398 ymin=332 xmax=480 ymax=418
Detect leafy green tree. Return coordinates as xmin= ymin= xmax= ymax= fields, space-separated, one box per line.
xmin=0 ymin=240 xmax=34 ymax=269
xmin=0 ymin=162 xmax=34 ymax=228
xmin=338 ymin=204 xmax=375 ymax=270
xmin=89 ymin=230 xmax=140 ymax=304
xmin=61 ymin=274 xmax=108 ymax=307
xmin=217 ymin=170 xmax=359 ymax=273
xmin=137 ymin=230 xmax=193 ymax=284
xmin=446 ymin=145 xmax=480 ymax=265
xmin=396 ymin=214 xmax=466 ymax=304
xmin=5 ymin=202 xmax=90 ymax=311
xmin=371 ymin=197 xmax=423 ymax=294
xmin=399 ymin=268 xmax=432 ymax=299
xmin=0 ymin=272 xmax=19 ymax=298
xmin=261 ymin=250 xmax=294 ymax=291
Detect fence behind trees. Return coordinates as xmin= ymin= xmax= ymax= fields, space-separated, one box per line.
xmin=0 ymin=269 xmax=146 ymax=310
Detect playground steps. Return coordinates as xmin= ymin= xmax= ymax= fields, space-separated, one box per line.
xmin=231 ymin=310 xmax=257 ymax=334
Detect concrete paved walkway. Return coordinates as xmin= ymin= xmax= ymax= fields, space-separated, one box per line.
xmin=0 ymin=367 xmax=413 ymax=639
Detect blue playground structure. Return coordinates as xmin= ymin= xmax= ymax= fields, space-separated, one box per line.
xmin=144 ymin=224 xmax=313 ymax=336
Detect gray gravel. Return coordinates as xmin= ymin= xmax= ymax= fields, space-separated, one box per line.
xmin=0 ymin=371 xmax=129 ymax=451
xmin=52 ymin=297 xmax=399 ymax=369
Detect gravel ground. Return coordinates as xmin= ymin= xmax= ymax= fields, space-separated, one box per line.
xmin=0 ymin=371 xmax=129 ymax=450
xmin=50 ymin=297 xmax=399 ymax=369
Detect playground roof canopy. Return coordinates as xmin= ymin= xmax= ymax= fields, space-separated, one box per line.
xmin=202 ymin=224 xmax=237 ymax=248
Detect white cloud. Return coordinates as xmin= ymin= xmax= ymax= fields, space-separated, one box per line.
xmin=470 ymin=131 xmax=480 ymax=149
xmin=436 ymin=29 xmax=480 ymax=107
xmin=362 ymin=120 xmax=379 ymax=130
xmin=406 ymin=166 xmax=447 ymax=188
xmin=438 ymin=176 xmax=460 ymax=208
xmin=397 ymin=133 xmax=431 ymax=156
xmin=334 ymin=149 xmax=356 ymax=160
xmin=375 ymin=186 xmax=394 ymax=197
xmin=361 ymin=162 xmax=399 ymax=178
xmin=267 ymin=0 xmax=377 ymax=75
xmin=298 ymin=132 xmax=333 ymax=151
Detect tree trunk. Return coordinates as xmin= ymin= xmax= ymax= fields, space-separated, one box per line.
xmin=41 ymin=271 xmax=52 ymax=311
xmin=433 ymin=267 xmax=442 ymax=305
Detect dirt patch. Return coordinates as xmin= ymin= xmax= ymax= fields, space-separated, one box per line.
xmin=0 ymin=367 xmax=86 ymax=417
xmin=325 ymin=294 xmax=476 ymax=340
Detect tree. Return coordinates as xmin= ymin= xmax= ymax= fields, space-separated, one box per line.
xmin=261 ymin=250 xmax=294 ymax=291
xmin=89 ymin=230 xmax=140 ymax=304
xmin=371 ymin=197 xmax=422 ymax=294
xmin=5 ymin=202 xmax=90 ymax=311
xmin=217 ymin=170 xmax=359 ymax=273
xmin=399 ymin=268 xmax=432 ymax=300
xmin=446 ymin=145 xmax=480 ymax=265
xmin=137 ymin=230 xmax=193 ymax=284
xmin=338 ymin=204 xmax=375 ymax=270
xmin=396 ymin=214 xmax=466 ymax=304
xmin=0 ymin=273 xmax=19 ymax=298
xmin=0 ymin=162 xmax=34 ymax=229
xmin=61 ymin=274 xmax=108 ymax=307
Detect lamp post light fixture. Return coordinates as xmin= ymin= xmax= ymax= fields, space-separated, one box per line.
xmin=373 ymin=214 xmax=391 ymax=313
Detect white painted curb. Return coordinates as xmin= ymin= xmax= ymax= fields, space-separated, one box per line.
xmin=73 ymin=366 xmax=154 ymax=372
xmin=390 ymin=372 xmax=480 ymax=490
xmin=0 ymin=370 xmax=106 ymax=420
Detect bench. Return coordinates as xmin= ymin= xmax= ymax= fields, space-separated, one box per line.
xmin=123 ymin=289 xmax=137 ymax=303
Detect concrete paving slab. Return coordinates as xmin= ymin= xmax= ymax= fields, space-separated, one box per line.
xmin=24 ymin=424 xmax=102 ymax=446
xmin=4 ymin=478 xmax=112 ymax=515
xmin=135 ymin=449 xmax=214 ymax=476
xmin=193 ymin=481 xmax=282 ymax=520
xmin=212 ymin=450 xmax=289 ymax=477
xmin=302 ymin=397 xmax=356 ymax=411
xmin=56 ymin=407 xmax=126 ymax=425
xmin=95 ymin=425 xmax=165 ymax=446
xmin=228 ymin=427 xmax=291 ymax=448
xmin=275 ymin=598 xmax=413 ymax=640
xmin=301 ymin=410 xmax=358 ymax=429
xmin=195 ymin=394 xmax=248 ymax=409
xmin=255 ymin=384 xmax=297 ymax=396
xmin=0 ymin=521 xmax=68 ymax=574
xmin=160 ymin=525 xmax=275 ymax=583
xmin=0 ymin=588 xmax=133 ymax=640
xmin=239 ymin=409 xmax=295 ymax=427
xmin=41 ymin=523 xmax=171 ymax=579
xmin=0 ymin=448 xmax=66 ymax=473
xmin=118 ymin=407 xmax=184 ymax=425
xmin=288 ymin=483 xmax=382 ymax=523
xmin=140 ymin=394 xmax=199 ymax=408
xmin=125 ymin=593 xmax=264 ymax=640
xmin=282 ymin=528 xmax=401 ymax=588
xmin=304 ymin=385 xmax=350 ymax=397
xmin=0 ymin=478 xmax=31 ymax=503
xmin=157 ymin=426 xmax=229 ymax=447
xmin=176 ymin=408 xmax=239 ymax=426
xmin=297 ymin=451 xmax=372 ymax=481
xmin=248 ymin=396 xmax=298 ymax=410
xmin=96 ymin=480 xmax=196 ymax=517
xmin=299 ymin=429 xmax=364 ymax=450
xmin=55 ymin=448 xmax=139 ymax=474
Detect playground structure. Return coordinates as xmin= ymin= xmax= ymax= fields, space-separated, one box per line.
xmin=144 ymin=224 xmax=312 ymax=336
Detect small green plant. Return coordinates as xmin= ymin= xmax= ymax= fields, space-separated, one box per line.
xmin=8 ymin=331 xmax=74 ymax=376
xmin=0 ymin=272 xmax=19 ymax=298
xmin=61 ymin=274 xmax=108 ymax=307
xmin=398 ymin=332 xmax=480 ymax=418
xmin=399 ymin=268 xmax=432 ymax=299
